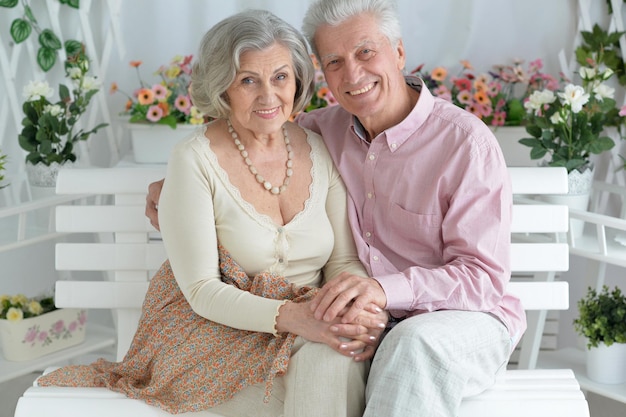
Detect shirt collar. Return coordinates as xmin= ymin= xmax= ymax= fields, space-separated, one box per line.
xmin=350 ymin=76 xmax=434 ymax=151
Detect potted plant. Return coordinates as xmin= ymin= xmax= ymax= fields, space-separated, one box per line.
xmin=519 ymin=62 xmax=623 ymax=235
xmin=0 ymin=293 xmax=87 ymax=361
xmin=111 ymin=55 xmax=210 ymax=164
xmin=17 ymin=43 xmax=107 ymax=187
xmin=573 ymin=285 xmax=626 ymax=384
xmin=520 ymin=63 xmax=621 ymax=176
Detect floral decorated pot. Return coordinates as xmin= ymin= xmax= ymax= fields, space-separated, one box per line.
xmin=0 ymin=308 xmax=87 ymax=361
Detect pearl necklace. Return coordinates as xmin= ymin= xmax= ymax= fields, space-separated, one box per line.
xmin=227 ymin=120 xmax=293 ymax=195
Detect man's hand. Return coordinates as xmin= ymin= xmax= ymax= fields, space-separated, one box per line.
xmin=311 ymin=272 xmax=387 ymax=325
xmin=146 ymin=179 xmax=165 ymax=230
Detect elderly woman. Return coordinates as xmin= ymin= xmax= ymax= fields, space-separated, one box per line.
xmin=38 ymin=9 xmax=384 ymax=417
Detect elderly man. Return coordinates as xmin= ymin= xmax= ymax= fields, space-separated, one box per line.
xmin=147 ymin=1 xmax=524 ymax=415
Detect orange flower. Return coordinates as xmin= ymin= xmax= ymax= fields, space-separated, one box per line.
xmin=473 ymin=90 xmax=490 ymax=106
xmin=157 ymin=101 xmax=170 ymax=116
xmin=316 ymin=86 xmax=330 ymax=98
xmin=125 ymin=99 xmax=133 ymax=111
xmin=109 ymin=82 xmax=118 ymax=94
xmin=130 ymin=60 xmax=142 ymax=68
xmin=431 ymin=67 xmax=448 ymax=82
xmin=460 ymin=60 xmax=473 ymax=70
xmin=137 ymin=88 xmax=155 ymax=105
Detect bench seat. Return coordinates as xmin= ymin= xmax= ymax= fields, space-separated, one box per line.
xmin=13 ymin=166 xmax=590 ymax=417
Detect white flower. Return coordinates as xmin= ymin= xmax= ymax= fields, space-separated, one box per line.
xmin=593 ymin=83 xmax=615 ymax=101
xmin=43 ymin=104 xmax=64 ymax=117
xmin=601 ymin=67 xmax=614 ymax=80
xmin=524 ymin=89 xmax=556 ymax=115
xmin=22 ymin=80 xmax=54 ymax=102
xmin=67 ymin=67 xmax=82 ymax=80
xmin=80 ymin=76 xmax=101 ymax=92
xmin=550 ymin=111 xmax=565 ymax=125
xmin=6 ymin=307 xmax=23 ymax=322
xmin=558 ymin=84 xmax=589 ymax=113
xmin=578 ymin=66 xmax=596 ymax=80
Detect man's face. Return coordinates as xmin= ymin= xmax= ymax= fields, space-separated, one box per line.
xmin=314 ymin=13 xmax=406 ymax=123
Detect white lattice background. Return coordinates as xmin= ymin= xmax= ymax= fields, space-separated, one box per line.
xmin=0 ymin=0 xmax=124 ymax=205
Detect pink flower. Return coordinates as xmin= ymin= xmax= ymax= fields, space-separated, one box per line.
xmin=152 ymin=84 xmax=168 ymax=100
xmin=492 ymin=111 xmax=506 ymax=126
xmin=456 ymin=90 xmax=472 ymax=105
xmin=619 ymin=105 xmax=626 ymax=117
xmin=69 ymin=321 xmax=78 ymax=331
xmin=53 ymin=320 xmax=65 ymax=333
xmin=79 ymin=311 xmax=87 ymax=325
xmin=175 ymin=95 xmax=192 ymax=114
xmin=38 ymin=331 xmax=48 ymax=341
xmin=24 ymin=328 xmax=38 ymax=343
xmin=147 ymin=105 xmax=163 ymax=122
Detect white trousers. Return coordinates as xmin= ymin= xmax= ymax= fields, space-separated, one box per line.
xmin=185 ymin=336 xmax=368 ymax=417
xmin=364 ymin=310 xmax=511 ymax=417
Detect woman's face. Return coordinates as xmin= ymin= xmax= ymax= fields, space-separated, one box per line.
xmin=226 ymin=42 xmax=297 ymax=136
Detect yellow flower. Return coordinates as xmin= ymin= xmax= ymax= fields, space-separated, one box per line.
xmin=0 ymin=294 xmax=9 ymax=303
xmin=165 ymin=65 xmax=181 ymax=79
xmin=6 ymin=307 xmax=24 ymax=322
xmin=27 ymin=300 xmax=43 ymax=315
xmin=11 ymin=294 xmax=28 ymax=306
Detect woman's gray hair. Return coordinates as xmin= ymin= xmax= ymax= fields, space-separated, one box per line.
xmin=190 ymin=10 xmax=315 ymax=119
xmin=302 ymin=0 xmax=402 ymax=59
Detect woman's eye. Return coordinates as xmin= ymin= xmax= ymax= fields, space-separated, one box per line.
xmin=276 ymin=73 xmax=287 ymax=81
xmin=242 ymin=78 xmax=254 ymax=85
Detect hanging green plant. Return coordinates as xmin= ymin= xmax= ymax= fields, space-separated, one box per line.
xmin=0 ymin=0 xmax=81 ymax=72
xmin=0 ymin=150 xmax=8 ymax=189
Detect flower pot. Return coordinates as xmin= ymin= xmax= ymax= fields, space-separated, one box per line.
xmin=25 ymin=161 xmax=74 ymax=188
xmin=127 ymin=123 xmax=200 ymax=164
xmin=0 ymin=308 xmax=87 ymax=361
xmin=586 ymin=342 xmax=626 ymax=384
xmin=490 ymin=126 xmax=540 ymax=167
xmin=541 ymin=166 xmax=594 ymax=238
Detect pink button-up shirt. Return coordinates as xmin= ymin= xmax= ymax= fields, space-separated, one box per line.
xmin=297 ymin=77 xmax=526 ymax=346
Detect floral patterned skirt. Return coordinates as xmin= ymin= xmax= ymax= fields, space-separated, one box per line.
xmin=37 ymin=246 xmax=317 ymax=414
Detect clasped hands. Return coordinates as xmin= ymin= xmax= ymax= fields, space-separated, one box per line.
xmin=278 ymin=272 xmax=388 ymax=362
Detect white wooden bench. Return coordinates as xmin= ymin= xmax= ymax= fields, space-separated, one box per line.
xmin=13 ymin=166 xmax=590 ymax=417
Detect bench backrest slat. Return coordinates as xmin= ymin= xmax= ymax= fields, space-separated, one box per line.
xmin=54 ymin=166 xmax=570 ymax=360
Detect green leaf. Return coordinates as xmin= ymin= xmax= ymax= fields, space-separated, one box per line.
xmin=0 ymin=0 xmax=19 ymax=7
xmin=529 ymin=147 xmax=547 ymax=160
xmin=59 ymin=84 xmax=70 ymax=101
xmin=10 ymin=18 xmax=31 ymax=43
xmin=64 ymin=40 xmax=83 ymax=57
xmin=37 ymin=46 xmax=57 ymax=72
xmin=39 ymin=29 xmax=62 ymax=50
xmin=67 ymin=0 xmax=80 ymax=9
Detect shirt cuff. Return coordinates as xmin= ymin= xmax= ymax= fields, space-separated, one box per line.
xmin=374 ymin=273 xmax=416 ymax=312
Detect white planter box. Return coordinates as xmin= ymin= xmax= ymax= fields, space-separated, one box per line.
xmin=0 ymin=308 xmax=87 ymax=361
xmin=128 ymin=123 xmax=200 ymax=164
xmin=490 ymin=126 xmax=543 ymax=167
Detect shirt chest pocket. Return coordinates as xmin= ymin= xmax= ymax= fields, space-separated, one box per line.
xmin=388 ymin=203 xmax=443 ymax=258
